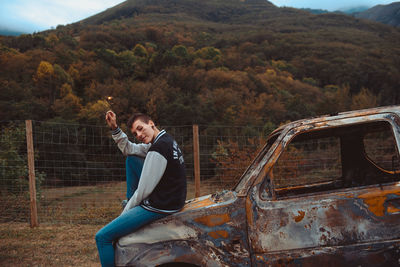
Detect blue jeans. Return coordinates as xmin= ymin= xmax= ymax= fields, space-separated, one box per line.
xmin=95 ymin=156 xmax=168 ymax=267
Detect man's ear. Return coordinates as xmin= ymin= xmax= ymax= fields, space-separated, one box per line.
xmin=149 ymin=120 xmax=155 ymax=127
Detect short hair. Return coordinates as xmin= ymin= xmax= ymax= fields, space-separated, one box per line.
xmin=127 ymin=113 xmax=152 ymax=129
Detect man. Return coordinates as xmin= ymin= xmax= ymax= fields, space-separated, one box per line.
xmin=95 ymin=110 xmax=187 ymax=267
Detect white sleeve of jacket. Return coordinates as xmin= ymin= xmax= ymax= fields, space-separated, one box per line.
xmin=121 ymin=151 xmax=167 ymax=214
xmin=112 ymin=128 xmax=151 ymax=157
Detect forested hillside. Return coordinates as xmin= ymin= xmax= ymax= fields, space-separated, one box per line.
xmin=354 ymin=2 xmax=400 ymax=27
xmin=1 ymin=0 xmax=400 ymax=129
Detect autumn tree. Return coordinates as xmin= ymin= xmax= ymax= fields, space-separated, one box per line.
xmin=212 ymin=137 xmax=265 ymax=185
xmin=351 ymin=87 xmax=378 ymax=110
xmin=52 ymin=83 xmax=82 ymax=120
xmin=33 ymin=60 xmax=56 ymax=107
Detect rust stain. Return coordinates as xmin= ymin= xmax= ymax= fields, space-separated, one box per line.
xmin=361 ymin=196 xmax=386 ymax=217
xmin=182 ymin=198 xmax=215 ymax=211
xmin=335 ymin=192 xmax=355 ymax=198
xmin=358 ymin=189 xmax=400 ymax=217
xmin=293 ymin=210 xmax=305 ymax=222
xmin=246 ymin=197 xmax=253 ymax=226
xmin=194 ymin=213 xmax=230 ymax=227
xmin=387 ymin=203 xmax=400 ymax=214
xmin=325 ymin=205 xmax=344 ymax=228
xmin=208 ymin=230 xmax=229 ymax=239
xmin=358 ymin=189 xmax=400 ymax=199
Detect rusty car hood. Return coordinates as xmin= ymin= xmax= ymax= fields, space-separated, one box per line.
xmin=116 ymin=190 xmax=251 ymax=266
xmin=118 ymin=190 xmax=236 ymax=245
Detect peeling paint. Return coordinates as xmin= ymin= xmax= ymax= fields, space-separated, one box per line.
xmin=208 ymin=230 xmax=229 ymax=239
xmin=194 ymin=213 xmax=230 ymax=227
xmin=118 ymin=221 xmax=198 ymax=245
xmin=359 ymin=195 xmax=387 ymax=216
xmin=246 ymin=195 xmax=254 ymax=226
xmin=294 ymin=210 xmax=305 ymax=222
xmin=358 ymin=189 xmax=400 ymax=217
xmin=387 ymin=203 xmax=400 ymax=214
xmin=182 ymin=195 xmax=216 ymax=210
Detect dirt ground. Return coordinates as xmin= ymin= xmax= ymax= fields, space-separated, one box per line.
xmin=0 ymin=223 xmax=100 ymax=267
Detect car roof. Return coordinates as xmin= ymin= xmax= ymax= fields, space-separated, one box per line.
xmin=270 ymin=105 xmax=400 ymax=136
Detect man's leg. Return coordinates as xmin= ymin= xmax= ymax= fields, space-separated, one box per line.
xmin=95 ymin=206 xmax=167 ymax=267
xmin=125 ymin=156 xmax=144 ymax=200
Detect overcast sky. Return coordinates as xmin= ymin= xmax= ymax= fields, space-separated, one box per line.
xmin=0 ymin=0 xmax=396 ymax=33
xmin=0 ymin=0 xmax=125 ymax=33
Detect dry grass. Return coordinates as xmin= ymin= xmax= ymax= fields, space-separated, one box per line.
xmin=0 ymin=177 xmax=233 ymax=266
xmin=34 ymin=178 xmax=229 ymax=224
xmin=0 ymin=223 xmax=100 ymax=267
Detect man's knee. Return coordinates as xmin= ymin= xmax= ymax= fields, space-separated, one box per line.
xmin=95 ymin=229 xmax=108 ymax=245
xmin=95 ymin=231 xmax=101 ymax=244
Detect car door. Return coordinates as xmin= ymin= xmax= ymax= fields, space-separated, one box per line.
xmin=247 ymin=116 xmax=400 ymax=266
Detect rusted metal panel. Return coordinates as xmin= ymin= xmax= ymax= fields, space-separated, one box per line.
xmin=116 ymin=191 xmax=251 ymax=266
xmin=248 ymin=183 xmax=400 ymax=252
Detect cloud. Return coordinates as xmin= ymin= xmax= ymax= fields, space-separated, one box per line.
xmin=20 ymin=0 xmax=124 ymax=26
xmin=0 ymin=0 xmax=125 ymax=32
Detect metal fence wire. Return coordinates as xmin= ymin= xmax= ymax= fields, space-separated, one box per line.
xmin=0 ymin=121 xmax=266 ymax=224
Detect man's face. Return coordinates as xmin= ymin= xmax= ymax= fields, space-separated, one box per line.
xmin=130 ymin=119 xmax=156 ymax=144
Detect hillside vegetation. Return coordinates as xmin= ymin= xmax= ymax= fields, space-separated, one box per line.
xmin=354 ymin=2 xmax=400 ymax=27
xmin=1 ymin=0 xmax=400 ymax=128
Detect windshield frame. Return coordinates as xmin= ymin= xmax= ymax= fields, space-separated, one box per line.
xmin=234 ymin=131 xmax=281 ymax=196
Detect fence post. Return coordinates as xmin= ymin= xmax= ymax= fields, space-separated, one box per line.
xmin=25 ymin=120 xmax=39 ymax=227
xmin=193 ymin=125 xmax=201 ymax=197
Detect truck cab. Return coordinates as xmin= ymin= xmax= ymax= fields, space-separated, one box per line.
xmin=116 ymin=106 xmax=400 ymax=266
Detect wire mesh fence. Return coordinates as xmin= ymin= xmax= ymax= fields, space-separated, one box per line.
xmin=0 ymin=120 xmax=266 ymax=224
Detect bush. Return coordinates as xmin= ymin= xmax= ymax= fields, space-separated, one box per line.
xmin=211 ymin=137 xmax=265 ymax=185
xmin=0 ymin=123 xmax=45 ymax=196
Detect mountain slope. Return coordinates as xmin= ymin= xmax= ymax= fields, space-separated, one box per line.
xmin=301 ymin=7 xmax=369 ymax=15
xmin=80 ymin=0 xmax=277 ymax=25
xmin=1 ymin=0 xmax=400 ymax=124
xmin=354 ymin=2 xmax=400 ymax=27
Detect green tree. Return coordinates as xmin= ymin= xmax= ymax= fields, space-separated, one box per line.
xmin=79 ymin=100 xmax=110 ymax=124
xmin=172 ymin=45 xmax=189 ymax=58
xmin=195 ymin=46 xmax=221 ymax=60
xmin=133 ymin=44 xmax=148 ymax=58
xmin=0 ymin=124 xmax=45 ymax=195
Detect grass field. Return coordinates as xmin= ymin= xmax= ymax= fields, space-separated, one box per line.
xmin=0 ymin=223 xmax=100 ymax=266
xmin=0 ymin=177 xmax=234 ymax=266
xmin=36 ymin=177 xmax=229 ymax=223
xmin=1 ymin=176 xmax=232 ymax=224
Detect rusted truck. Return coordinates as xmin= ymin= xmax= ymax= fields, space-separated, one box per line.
xmin=116 ymin=106 xmax=400 ymax=266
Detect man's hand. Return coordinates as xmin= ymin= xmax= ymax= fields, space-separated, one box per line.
xmin=105 ymin=110 xmax=118 ymax=130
